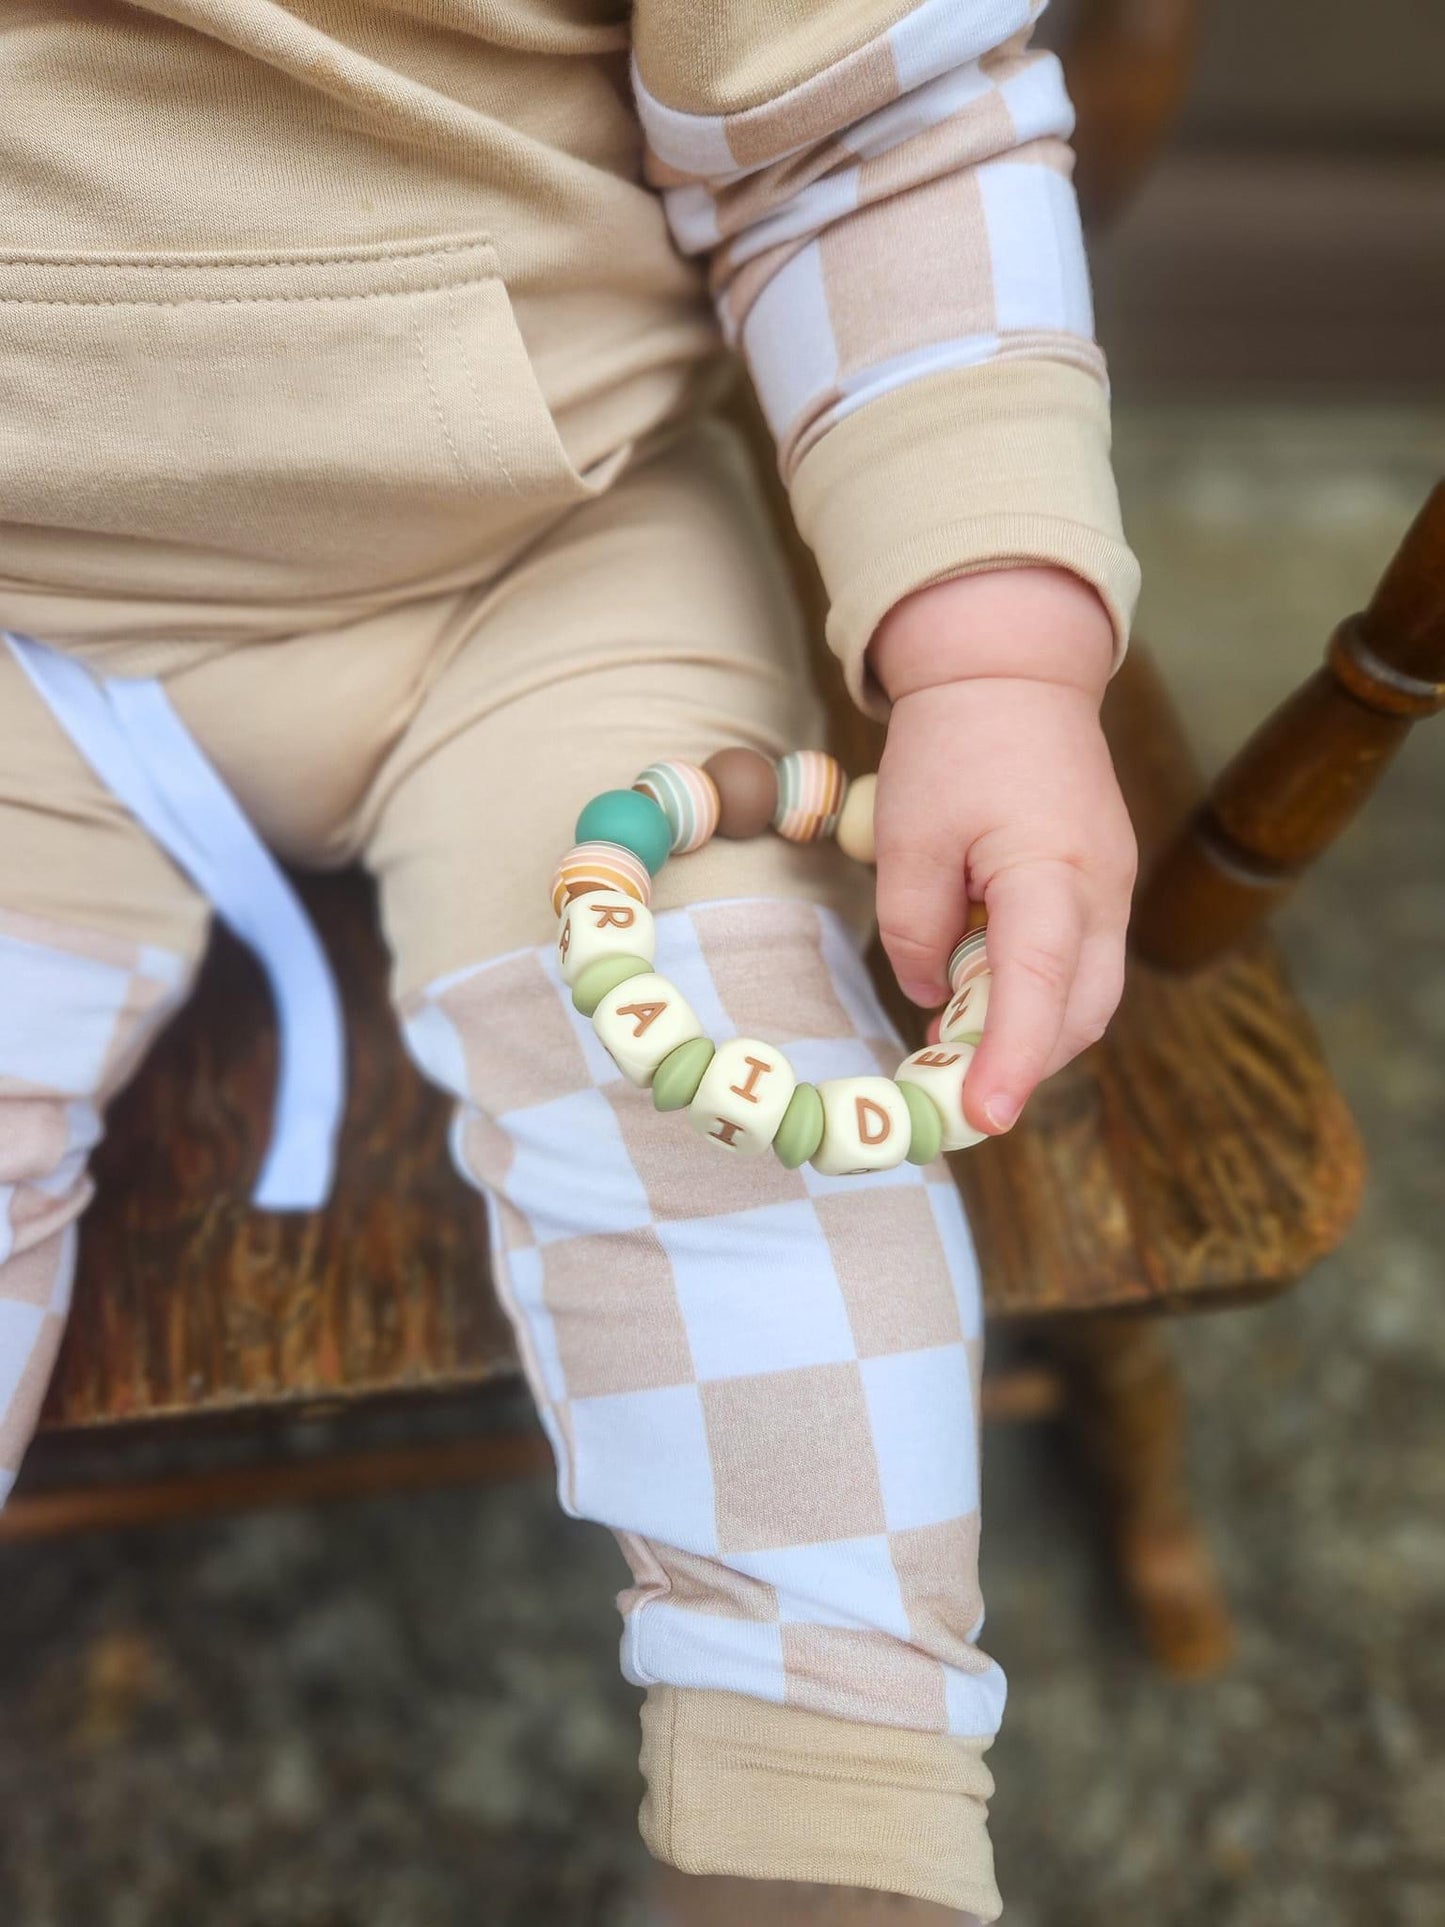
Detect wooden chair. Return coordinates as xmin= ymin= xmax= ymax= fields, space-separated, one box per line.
xmin=7 ymin=0 xmax=1442 ymax=1685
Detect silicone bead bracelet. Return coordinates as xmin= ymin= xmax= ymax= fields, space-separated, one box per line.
xmin=551 ymin=751 xmax=992 ymax=1176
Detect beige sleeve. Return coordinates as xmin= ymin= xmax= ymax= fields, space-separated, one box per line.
xmin=630 ymin=0 xmax=1139 ymax=714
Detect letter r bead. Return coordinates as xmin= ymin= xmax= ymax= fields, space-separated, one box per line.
xmin=557 ymin=888 xmax=656 ymax=988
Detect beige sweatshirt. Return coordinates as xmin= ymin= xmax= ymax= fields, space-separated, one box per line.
xmin=0 ymin=0 xmax=1138 ymax=709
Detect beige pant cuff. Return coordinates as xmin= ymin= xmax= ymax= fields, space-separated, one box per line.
xmin=639 ymin=1687 xmax=1002 ymax=1920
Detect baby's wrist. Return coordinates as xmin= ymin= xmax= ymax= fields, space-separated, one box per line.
xmin=869 ymin=566 xmax=1116 ymax=704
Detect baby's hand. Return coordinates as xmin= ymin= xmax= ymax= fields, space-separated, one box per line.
xmin=870 ymin=568 xmax=1135 ymax=1136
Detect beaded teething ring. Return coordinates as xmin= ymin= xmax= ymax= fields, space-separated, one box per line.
xmin=551 ymin=749 xmax=992 ymax=1176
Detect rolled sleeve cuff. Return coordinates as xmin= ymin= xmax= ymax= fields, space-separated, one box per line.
xmin=788 ymin=361 xmax=1141 ymax=719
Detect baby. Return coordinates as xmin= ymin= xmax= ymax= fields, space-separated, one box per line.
xmin=0 ymin=2 xmax=1138 ymax=1920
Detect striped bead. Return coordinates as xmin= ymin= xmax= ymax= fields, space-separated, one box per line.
xmin=549 ymin=840 xmax=651 ymax=917
xmin=633 ymin=760 xmax=721 ymax=855
xmin=772 ymin=750 xmax=848 ymax=843
xmin=947 ymin=929 xmax=990 ymax=992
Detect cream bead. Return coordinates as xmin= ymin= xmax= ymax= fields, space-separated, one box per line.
xmin=811 ymin=1076 xmax=912 ymax=1176
xmin=687 ymin=1037 xmax=797 ymax=1157
xmin=895 ymin=1044 xmax=987 ymax=1152
xmin=557 ymin=888 xmax=656 ymax=988
xmin=834 ymin=772 xmax=876 ymax=865
xmin=939 ymin=970 xmax=990 ymax=1045
xmin=592 ymin=972 xmax=704 ymax=1087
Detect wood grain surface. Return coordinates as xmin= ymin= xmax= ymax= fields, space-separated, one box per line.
xmin=37 ymin=642 xmax=1363 ymax=1436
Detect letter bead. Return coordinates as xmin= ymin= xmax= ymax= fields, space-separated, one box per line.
xmin=895 ymin=1045 xmax=986 ymax=1152
xmin=811 ymin=1076 xmax=912 ymax=1176
xmin=557 ymin=887 xmax=656 ymax=987
xmin=593 ymin=972 xmax=705 ymax=1087
xmin=688 ymin=1038 xmax=797 ymax=1156
xmin=939 ymin=971 xmax=991 ymax=1045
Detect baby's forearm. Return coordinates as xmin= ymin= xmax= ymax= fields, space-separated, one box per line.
xmin=870 ymin=568 xmax=1116 ymax=705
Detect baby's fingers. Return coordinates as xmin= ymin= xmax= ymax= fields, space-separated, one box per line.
xmin=877 ymin=839 xmax=970 ymax=1009
xmin=963 ymin=863 xmax=1084 ymax=1133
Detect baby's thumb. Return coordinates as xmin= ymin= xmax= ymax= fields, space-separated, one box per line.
xmin=876 ymin=842 xmax=968 ymax=1009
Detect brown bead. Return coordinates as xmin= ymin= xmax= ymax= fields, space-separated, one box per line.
xmin=703 ymin=747 xmax=778 ymax=840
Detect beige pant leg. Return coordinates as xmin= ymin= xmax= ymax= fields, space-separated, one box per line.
xmin=361 ymin=415 xmax=874 ymax=996
xmin=0 ymin=648 xmax=209 ymax=1498
xmin=368 ymin=419 xmax=1002 ymax=1918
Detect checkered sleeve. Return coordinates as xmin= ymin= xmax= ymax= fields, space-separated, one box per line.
xmin=631 ymin=0 xmax=1140 ymax=714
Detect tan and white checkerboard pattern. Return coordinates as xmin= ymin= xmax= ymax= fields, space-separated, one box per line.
xmin=403 ymin=897 xmax=1006 ymax=1743
xmin=0 ymin=910 xmax=191 ymax=1501
xmin=634 ymin=0 xmax=1101 ymax=479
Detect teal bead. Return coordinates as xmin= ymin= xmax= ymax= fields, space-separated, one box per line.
xmin=575 ymin=789 xmax=673 ymax=876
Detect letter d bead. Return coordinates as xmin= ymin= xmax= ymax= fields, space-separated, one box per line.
xmin=811 ymin=1076 xmax=912 ymax=1176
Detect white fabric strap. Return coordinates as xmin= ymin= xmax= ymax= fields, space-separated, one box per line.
xmin=4 ymin=631 xmax=345 ymax=1211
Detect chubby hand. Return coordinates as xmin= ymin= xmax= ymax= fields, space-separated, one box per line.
xmin=869 ymin=567 xmax=1136 ymax=1136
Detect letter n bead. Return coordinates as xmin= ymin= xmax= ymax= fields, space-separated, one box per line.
xmin=688 ymin=1038 xmax=797 ymax=1156
xmin=895 ymin=1045 xmax=986 ymax=1152
xmin=592 ymin=973 xmax=705 ymax=1087
xmin=557 ymin=888 xmax=656 ymax=988
xmin=811 ymin=1076 xmax=912 ymax=1176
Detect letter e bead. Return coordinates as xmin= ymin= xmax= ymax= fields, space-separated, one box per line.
xmin=687 ymin=1038 xmax=796 ymax=1156
xmin=558 ymin=888 xmax=656 ymax=987
xmin=895 ymin=1045 xmax=986 ymax=1152
xmin=592 ymin=972 xmax=704 ymax=1087
xmin=811 ymin=1076 xmax=912 ymax=1176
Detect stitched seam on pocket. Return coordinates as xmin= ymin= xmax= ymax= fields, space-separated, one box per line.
xmin=0 ymin=284 xmax=503 ymax=310
xmin=409 ymin=311 xmax=501 ymax=504
xmin=444 ymin=289 xmax=523 ymax=501
xmin=0 ymin=243 xmax=493 ymax=273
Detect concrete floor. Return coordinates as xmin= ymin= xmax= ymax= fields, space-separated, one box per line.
xmin=2 ymin=408 xmax=1442 ymax=1927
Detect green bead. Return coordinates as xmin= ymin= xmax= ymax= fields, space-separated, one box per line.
xmin=652 ymin=1037 xmax=716 ymax=1112
xmin=772 ymin=1082 xmax=824 ymax=1169
xmin=899 ymin=1080 xmax=944 ymax=1165
xmin=575 ymin=789 xmax=673 ymax=875
xmin=572 ymin=953 xmax=651 ymax=1017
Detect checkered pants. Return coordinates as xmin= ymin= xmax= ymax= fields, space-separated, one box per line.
xmin=0 ymin=897 xmax=1004 ymax=1914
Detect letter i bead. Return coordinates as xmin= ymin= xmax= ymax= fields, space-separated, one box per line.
xmin=688 ymin=1037 xmax=797 ymax=1156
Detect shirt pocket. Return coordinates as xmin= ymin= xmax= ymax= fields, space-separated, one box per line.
xmin=0 ymin=236 xmax=619 ymax=603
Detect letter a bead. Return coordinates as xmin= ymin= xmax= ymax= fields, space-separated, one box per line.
xmin=895 ymin=1045 xmax=986 ymax=1152
xmin=688 ymin=1038 xmax=797 ymax=1156
xmin=557 ymin=888 xmax=656 ymax=987
xmin=592 ymin=972 xmax=705 ymax=1087
xmin=811 ymin=1076 xmax=912 ymax=1176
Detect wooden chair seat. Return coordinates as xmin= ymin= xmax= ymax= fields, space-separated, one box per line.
xmin=32 ymin=646 xmax=1361 ymax=1441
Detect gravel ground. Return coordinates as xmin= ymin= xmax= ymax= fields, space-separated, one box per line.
xmin=1 ymin=407 xmax=1442 ymax=1927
